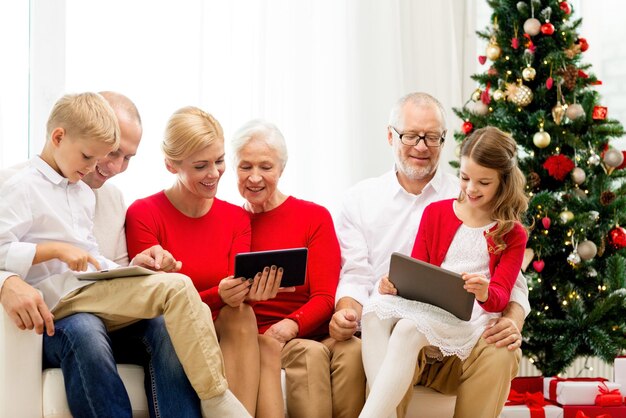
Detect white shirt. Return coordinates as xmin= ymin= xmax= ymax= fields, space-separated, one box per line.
xmin=93 ymin=184 xmax=129 ymax=266
xmin=334 ymin=167 xmax=531 ymax=317
xmin=0 ymin=157 xmax=117 ymax=309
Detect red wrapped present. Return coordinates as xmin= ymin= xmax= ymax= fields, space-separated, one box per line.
xmin=544 ymin=377 xmax=620 ymax=405
xmin=563 ymin=404 xmax=626 ymax=418
xmin=512 ymin=377 xmax=545 ymax=395
xmin=595 ymin=382 xmax=623 ymax=407
xmin=502 ymin=390 xmax=562 ymax=418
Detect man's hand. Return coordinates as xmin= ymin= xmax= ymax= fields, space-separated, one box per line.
xmin=131 ymin=245 xmax=182 ymax=272
xmin=482 ymin=302 xmax=525 ymax=351
xmin=329 ymin=308 xmax=360 ymax=341
xmin=264 ymin=318 xmax=299 ymax=346
xmin=0 ymin=275 xmax=54 ymax=336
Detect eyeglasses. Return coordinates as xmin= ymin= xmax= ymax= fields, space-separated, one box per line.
xmin=391 ymin=126 xmax=446 ymax=147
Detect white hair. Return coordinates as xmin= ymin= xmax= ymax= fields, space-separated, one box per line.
xmin=231 ymin=119 xmax=288 ymax=169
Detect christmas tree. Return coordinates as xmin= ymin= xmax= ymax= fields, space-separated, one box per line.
xmin=453 ymin=0 xmax=626 ymax=376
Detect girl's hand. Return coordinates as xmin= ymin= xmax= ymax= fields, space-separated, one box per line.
xmin=218 ymin=276 xmax=251 ymax=307
xmin=246 ymin=266 xmax=295 ymax=302
xmin=378 ymin=275 xmax=397 ymax=295
xmin=462 ymin=272 xmax=489 ymax=302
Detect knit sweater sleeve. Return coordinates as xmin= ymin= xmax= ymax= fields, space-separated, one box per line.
xmin=286 ymin=206 xmax=340 ymax=337
xmin=125 ymin=196 xmax=161 ymax=261
xmin=480 ymin=222 xmax=528 ymax=312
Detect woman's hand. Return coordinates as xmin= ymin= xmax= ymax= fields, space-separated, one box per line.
xmin=218 ymin=276 xmax=252 ymax=307
xmin=264 ymin=318 xmax=299 ymax=346
xmin=246 ymin=265 xmax=295 ymax=302
xmin=378 ymin=275 xmax=397 ymax=295
xmin=462 ymin=272 xmax=489 ymax=302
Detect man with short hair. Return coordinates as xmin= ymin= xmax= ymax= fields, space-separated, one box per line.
xmin=0 ymin=92 xmax=201 ymax=417
xmin=330 ymin=92 xmax=530 ymax=418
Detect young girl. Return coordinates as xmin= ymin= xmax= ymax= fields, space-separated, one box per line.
xmin=359 ymin=126 xmax=529 ymax=418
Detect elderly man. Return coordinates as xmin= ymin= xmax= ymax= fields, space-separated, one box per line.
xmin=330 ymin=92 xmax=530 ymax=418
xmin=0 ymin=92 xmax=200 ymax=417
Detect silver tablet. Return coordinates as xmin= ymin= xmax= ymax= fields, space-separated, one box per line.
xmin=76 ymin=266 xmax=156 ymax=281
xmin=388 ymin=252 xmax=475 ymax=321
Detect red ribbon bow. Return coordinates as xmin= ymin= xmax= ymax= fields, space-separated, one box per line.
xmin=595 ymin=381 xmax=623 ymax=406
xmin=507 ymin=390 xmax=547 ymax=418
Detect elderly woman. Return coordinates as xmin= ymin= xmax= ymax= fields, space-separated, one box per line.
xmin=232 ymin=119 xmax=364 ymax=418
xmin=125 ymin=107 xmax=286 ymax=417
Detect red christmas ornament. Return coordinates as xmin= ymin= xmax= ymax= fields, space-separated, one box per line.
xmin=532 ymin=260 xmax=545 ymax=273
xmin=546 ymin=77 xmax=554 ymax=90
xmin=592 ymin=106 xmax=608 ymax=120
xmin=608 ymin=226 xmax=626 ymax=250
xmin=617 ymin=151 xmax=626 ymax=170
xmin=511 ymin=38 xmax=519 ymax=49
xmin=542 ymin=216 xmax=551 ymax=229
xmin=461 ymin=121 xmax=474 ymax=135
xmin=578 ymin=70 xmax=589 ymax=79
xmin=541 ymin=22 xmax=555 ymax=35
xmin=478 ymin=55 xmax=487 ymax=65
xmin=559 ymin=1 xmax=571 ymax=14
xmin=577 ymin=37 xmax=589 ymax=52
xmin=543 ymin=154 xmax=575 ymax=181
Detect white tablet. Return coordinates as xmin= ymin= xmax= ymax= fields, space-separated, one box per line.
xmin=76 ymin=266 xmax=156 ymax=281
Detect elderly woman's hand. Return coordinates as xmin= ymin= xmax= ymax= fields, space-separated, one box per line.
xmin=378 ymin=275 xmax=397 ymax=295
xmin=246 ymin=265 xmax=295 ymax=302
xmin=264 ymin=319 xmax=299 ymax=346
xmin=218 ymin=276 xmax=252 ymax=307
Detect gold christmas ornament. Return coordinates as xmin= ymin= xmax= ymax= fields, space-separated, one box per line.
xmin=566 ymin=103 xmax=585 ymax=120
xmin=523 ymin=18 xmax=541 ymax=36
xmin=577 ymin=240 xmax=597 ymax=261
xmin=551 ymin=103 xmax=567 ymax=125
xmin=603 ymin=148 xmax=625 ymax=167
xmin=570 ymin=167 xmax=586 ymax=184
xmin=486 ymin=40 xmax=502 ymax=61
xmin=508 ymin=82 xmax=533 ymax=107
xmin=522 ymin=66 xmax=537 ymax=81
xmin=533 ymin=129 xmax=551 ymax=148
xmin=559 ymin=210 xmax=575 ymax=224
xmin=493 ymin=89 xmax=505 ymax=101
xmin=471 ymin=88 xmax=482 ymax=102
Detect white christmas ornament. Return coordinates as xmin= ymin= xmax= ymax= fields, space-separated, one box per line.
xmin=577 ymin=240 xmax=597 ymax=261
xmin=524 ymin=18 xmax=542 ymax=36
xmin=566 ymin=103 xmax=585 ymax=120
xmin=570 ymin=167 xmax=586 ymax=184
xmin=603 ymin=148 xmax=625 ymax=167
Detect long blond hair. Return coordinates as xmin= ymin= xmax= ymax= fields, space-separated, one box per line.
xmin=459 ymin=126 xmax=528 ymax=251
xmin=161 ymin=106 xmax=223 ymax=163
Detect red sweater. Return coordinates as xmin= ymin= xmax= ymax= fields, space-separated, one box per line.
xmin=249 ymin=196 xmax=340 ymax=338
xmin=411 ymin=199 xmax=527 ymax=313
xmin=125 ymin=191 xmax=251 ymax=318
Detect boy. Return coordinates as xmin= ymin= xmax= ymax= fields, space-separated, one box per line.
xmin=0 ymin=92 xmax=250 ymax=418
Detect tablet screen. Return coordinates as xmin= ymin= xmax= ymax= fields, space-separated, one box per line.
xmin=234 ymin=248 xmax=308 ymax=287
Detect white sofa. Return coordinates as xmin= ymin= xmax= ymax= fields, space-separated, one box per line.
xmin=0 ymin=302 xmax=456 ymax=418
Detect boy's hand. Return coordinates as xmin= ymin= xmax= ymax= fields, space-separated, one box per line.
xmin=131 ymin=245 xmax=182 ymax=272
xmin=462 ymin=272 xmax=489 ymax=302
xmin=218 ymin=276 xmax=252 ymax=307
xmin=35 ymin=242 xmax=100 ymax=271
xmin=378 ymin=275 xmax=397 ymax=295
xmin=0 ymin=275 xmax=55 ymax=336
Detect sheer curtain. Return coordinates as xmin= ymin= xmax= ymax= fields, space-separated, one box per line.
xmin=26 ymin=0 xmax=475 ymax=215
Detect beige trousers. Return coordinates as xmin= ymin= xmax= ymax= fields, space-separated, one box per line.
xmin=52 ymin=273 xmax=227 ymax=399
xmin=281 ymin=336 xmax=366 ymax=418
xmin=396 ymin=337 xmax=521 ymax=418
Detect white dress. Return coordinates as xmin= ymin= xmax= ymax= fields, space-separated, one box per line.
xmin=362 ymin=222 xmax=501 ymax=360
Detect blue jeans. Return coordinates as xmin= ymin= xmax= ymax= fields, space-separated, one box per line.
xmin=43 ymin=313 xmax=201 ymax=418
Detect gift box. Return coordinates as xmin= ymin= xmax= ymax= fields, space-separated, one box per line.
xmin=512 ymin=377 xmax=545 ymax=394
xmin=544 ymin=377 xmax=620 ymax=405
xmin=562 ymin=404 xmax=626 ymax=418
xmin=499 ymin=404 xmax=563 ymax=418
xmin=501 ymin=390 xmax=563 ymax=418
xmin=615 ymin=358 xmax=626 ymax=389
xmin=595 ymin=382 xmax=623 ymax=407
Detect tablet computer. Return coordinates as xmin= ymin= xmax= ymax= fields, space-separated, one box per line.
xmin=76 ymin=266 xmax=156 ymax=281
xmin=388 ymin=252 xmax=475 ymax=321
xmin=234 ymin=248 xmax=308 ymax=287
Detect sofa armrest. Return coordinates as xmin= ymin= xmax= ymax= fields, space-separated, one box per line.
xmin=0 ymin=302 xmax=43 ymax=417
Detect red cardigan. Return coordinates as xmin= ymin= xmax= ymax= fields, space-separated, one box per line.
xmin=411 ymin=199 xmax=527 ymax=312
xmin=248 ymin=196 xmax=340 ymax=338
xmin=125 ymin=191 xmax=251 ymax=318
